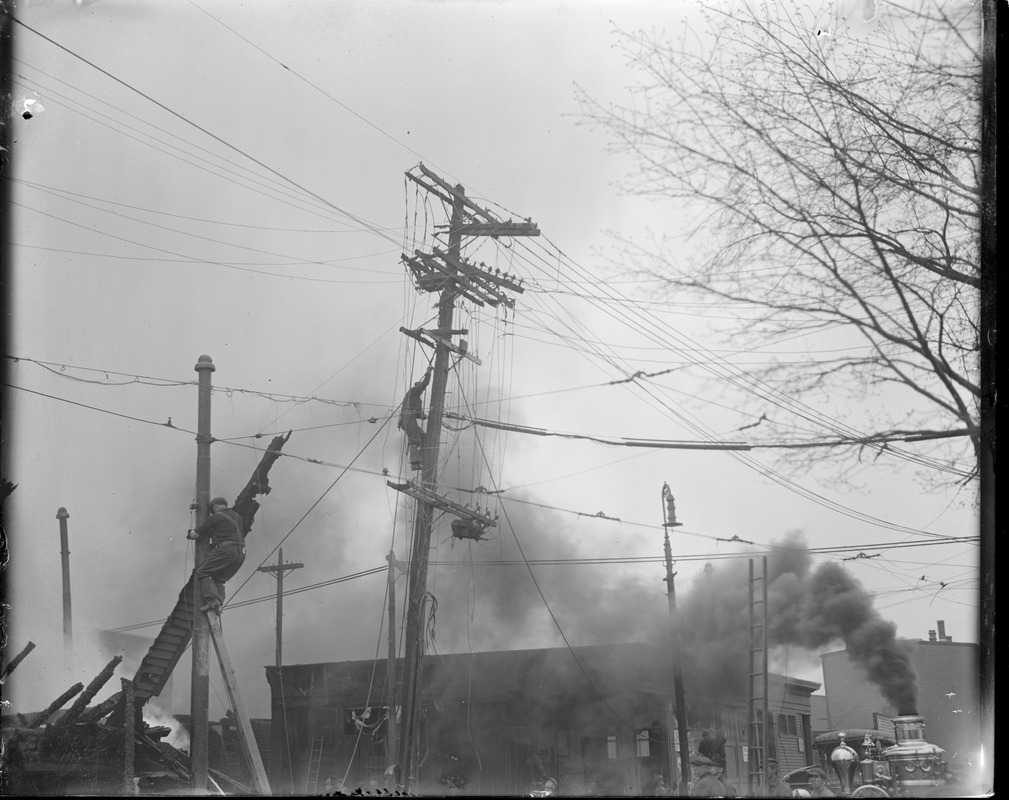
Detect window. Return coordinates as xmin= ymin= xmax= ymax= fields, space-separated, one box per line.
xmin=777 ymin=714 xmax=798 ymax=736
xmin=637 ymin=730 xmax=651 ymax=758
xmin=607 ymin=735 xmax=618 ymax=759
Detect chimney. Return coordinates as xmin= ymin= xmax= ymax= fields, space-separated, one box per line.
xmin=928 ymin=630 xmax=937 ymax=642
xmin=936 ymin=620 xmax=946 ymax=642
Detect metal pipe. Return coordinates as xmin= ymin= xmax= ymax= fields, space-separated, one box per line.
xmin=56 ymin=507 xmax=72 ymax=665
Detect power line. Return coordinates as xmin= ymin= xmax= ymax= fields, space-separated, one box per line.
xmin=10 ymin=16 xmax=406 ymax=251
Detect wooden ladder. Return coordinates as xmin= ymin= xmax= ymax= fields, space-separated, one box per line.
xmin=306 ymin=736 xmax=325 ymax=794
xmin=205 ymin=611 xmax=271 ymax=795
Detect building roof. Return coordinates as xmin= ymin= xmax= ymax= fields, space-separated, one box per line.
xmin=267 ymin=642 xmax=821 ymax=704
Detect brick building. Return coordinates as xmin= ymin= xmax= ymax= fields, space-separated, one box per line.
xmin=820 ymin=620 xmax=980 ymax=770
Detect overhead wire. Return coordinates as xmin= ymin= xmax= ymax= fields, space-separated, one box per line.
xmin=10 ymin=16 xmax=410 ymax=252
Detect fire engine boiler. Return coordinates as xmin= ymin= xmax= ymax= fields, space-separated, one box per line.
xmin=848 ymin=715 xmax=948 ymax=798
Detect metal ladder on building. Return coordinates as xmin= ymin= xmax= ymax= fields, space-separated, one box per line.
xmin=747 ymin=556 xmax=769 ymax=797
xmin=306 ymin=736 xmax=325 ymax=794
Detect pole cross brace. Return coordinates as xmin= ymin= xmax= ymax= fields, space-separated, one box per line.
xmin=400 ymin=326 xmax=482 ymax=365
xmin=387 ymin=480 xmax=497 ymax=527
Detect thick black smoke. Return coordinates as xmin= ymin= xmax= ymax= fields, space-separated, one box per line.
xmin=430 ymin=518 xmax=918 ymax=716
xmin=678 ymin=530 xmax=919 ymax=714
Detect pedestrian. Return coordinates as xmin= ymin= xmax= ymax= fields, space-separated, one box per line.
xmin=806 ymin=766 xmax=835 ymax=798
xmin=698 ymin=731 xmax=718 ymax=759
xmin=689 ymin=755 xmax=726 ymax=797
xmin=764 ymin=759 xmax=792 ymax=798
xmin=398 ymin=368 xmax=431 ymax=470
xmin=188 ymin=496 xmax=246 ymax=613
xmin=711 ymin=756 xmax=737 ymax=797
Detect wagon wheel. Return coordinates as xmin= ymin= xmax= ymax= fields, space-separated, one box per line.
xmin=851 ymin=784 xmax=890 ymax=798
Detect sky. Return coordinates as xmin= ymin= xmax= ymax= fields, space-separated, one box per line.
xmin=2 ymin=0 xmax=980 ymax=731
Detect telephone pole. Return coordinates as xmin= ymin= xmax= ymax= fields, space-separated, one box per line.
xmin=257 ymin=548 xmax=304 ymax=668
xmin=393 ymin=164 xmax=538 ymax=791
xmin=259 ymin=547 xmax=303 ymax=793
xmin=661 ymin=483 xmax=691 ymax=792
xmin=191 ymin=354 xmax=215 ymax=791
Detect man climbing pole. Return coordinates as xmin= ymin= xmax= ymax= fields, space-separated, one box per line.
xmin=398 ymin=367 xmax=432 ymax=470
xmin=188 ymin=496 xmax=246 ymax=614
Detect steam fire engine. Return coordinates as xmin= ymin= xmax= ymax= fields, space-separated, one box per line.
xmin=792 ymin=715 xmax=951 ymax=798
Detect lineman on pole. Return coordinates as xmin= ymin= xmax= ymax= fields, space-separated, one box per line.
xmin=188 ymin=496 xmax=246 ymax=613
xmin=399 ymin=368 xmax=432 ymax=470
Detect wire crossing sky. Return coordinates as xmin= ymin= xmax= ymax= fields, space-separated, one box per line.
xmin=3 ymin=0 xmax=980 ymax=723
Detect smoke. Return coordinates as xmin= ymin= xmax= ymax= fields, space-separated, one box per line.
xmin=145 ymin=701 xmax=190 ymax=753
xmin=678 ymin=530 xmax=919 ymax=714
xmin=426 ymin=516 xmax=918 ymax=716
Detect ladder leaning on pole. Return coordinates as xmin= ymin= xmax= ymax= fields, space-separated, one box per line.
xmin=204 ymin=610 xmax=272 ymax=795
xmin=747 ymin=556 xmax=769 ymax=797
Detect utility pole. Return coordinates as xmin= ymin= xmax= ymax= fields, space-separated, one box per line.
xmin=258 ymin=548 xmax=302 ymax=792
xmin=393 ymin=164 xmax=538 ymax=791
xmin=56 ymin=507 xmax=73 ymax=667
xmin=191 ymin=354 xmax=215 ymax=791
xmin=257 ymin=548 xmax=304 ymax=668
xmin=661 ymin=483 xmax=691 ymax=792
xmin=385 ymin=549 xmax=401 ymax=779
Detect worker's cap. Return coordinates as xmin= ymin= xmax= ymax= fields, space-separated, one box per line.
xmin=767 ymin=758 xmax=779 ymax=766
xmin=691 ymin=755 xmax=714 ymax=766
xmin=808 ymin=767 xmax=828 ymax=779
xmin=210 ymin=496 xmax=229 ymax=508
xmin=711 ymin=756 xmax=726 ymax=768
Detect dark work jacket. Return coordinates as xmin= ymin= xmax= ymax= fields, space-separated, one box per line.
xmin=194 ymin=509 xmax=245 ymax=545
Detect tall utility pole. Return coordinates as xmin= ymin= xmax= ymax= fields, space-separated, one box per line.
xmin=56 ymin=507 xmax=73 ymax=667
xmin=191 ymin=354 xmax=215 ymax=791
xmin=385 ymin=549 xmax=401 ymax=778
xmin=661 ymin=484 xmax=691 ymax=792
xmin=393 ymin=164 xmax=538 ymax=791
xmin=257 ymin=548 xmax=304 ymax=668
xmin=258 ymin=551 xmax=303 ymax=794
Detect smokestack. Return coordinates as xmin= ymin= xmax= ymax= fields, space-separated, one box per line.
xmin=928 ymin=630 xmax=937 ymax=642
xmin=936 ymin=620 xmax=946 ymax=642
xmin=56 ymin=507 xmax=73 ymax=665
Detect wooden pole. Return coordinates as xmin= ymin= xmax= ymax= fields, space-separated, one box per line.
xmin=30 ymin=682 xmax=83 ymax=727
xmin=257 ymin=548 xmax=302 ymax=668
xmin=397 ymin=186 xmax=465 ymax=791
xmin=0 ymin=640 xmax=35 ymax=680
xmin=191 ymin=354 xmax=215 ymax=790
xmin=661 ymin=483 xmax=691 ymax=792
xmin=206 ymin=612 xmax=272 ymax=794
xmin=257 ymin=547 xmax=302 ymax=793
xmin=386 ymin=550 xmax=400 ymax=779
xmin=122 ymin=678 xmax=136 ymax=795
xmin=57 ymin=655 xmax=123 ymax=727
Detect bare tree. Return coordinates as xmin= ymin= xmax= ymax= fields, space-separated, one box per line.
xmin=578 ymin=1 xmax=981 ymax=486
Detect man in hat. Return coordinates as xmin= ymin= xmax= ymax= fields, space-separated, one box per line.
xmin=764 ymin=759 xmax=792 ymax=798
xmin=806 ymin=766 xmax=835 ymax=798
xmin=689 ymin=755 xmax=726 ymax=797
xmin=188 ymin=496 xmax=246 ymax=613
xmin=711 ymin=756 xmax=737 ymax=797
xmin=698 ymin=730 xmax=718 ymax=759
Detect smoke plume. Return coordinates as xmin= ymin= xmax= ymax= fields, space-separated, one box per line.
xmin=678 ymin=530 xmax=919 ymax=714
